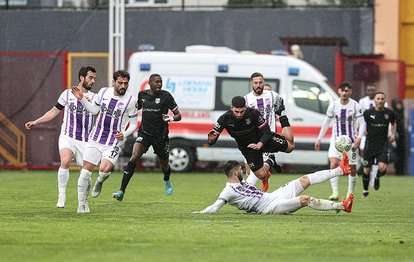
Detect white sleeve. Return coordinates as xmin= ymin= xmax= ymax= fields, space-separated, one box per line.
xmin=80 ymin=97 xmax=100 ymax=115
xmin=199 ymin=199 xmax=227 ymax=214
xmin=356 ymin=115 xmax=366 ymax=139
xmin=317 ymin=117 xmax=332 ymax=140
xmin=57 ymin=89 xmax=69 ymax=107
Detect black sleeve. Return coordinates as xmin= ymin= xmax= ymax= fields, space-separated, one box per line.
xmin=55 ymin=102 xmax=64 ymax=110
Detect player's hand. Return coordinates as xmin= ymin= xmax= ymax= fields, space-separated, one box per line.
xmin=389 ymin=134 xmax=395 ymax=143
xmin=71 ymin=76 xmax=84 ymax=100
xmin=314 ymin=139 xmax=321 ymax=151
xmin=353 ymin=137 xmax=361 ymax=149
xmin=247 ymin=143 xmax=262 ymax=150
xmin=25 ymin=121 xmax=35 ymax=129
xmin=162 ymin=114 xmax=174 ymax=122
xmin=115 ymin=131 xmax=124 ymax=141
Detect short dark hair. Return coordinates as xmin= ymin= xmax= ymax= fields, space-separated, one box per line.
xmin=374 ymin=91 xmax=385 ymax=97
xmin=113 ymin=70 xmax=130 ymax=81
xmin=78 ymin=66 xmax=96 ymax=81
xmin=231 ymin=96 xmax=246 ymax=108
xmin=339 ymin=81 xmax=352 ymax=90
xmin=149 ymin=73 xmax=161 ymax=81
xmin=223 ymin=160 xmax=240 ymax=178
xmin=250 ymin=72 xmax=263 ymax=81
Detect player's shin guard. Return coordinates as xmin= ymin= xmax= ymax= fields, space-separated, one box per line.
xmin=57 ymin=167 xmax=69 ymax=194
xmin=362 ymin=173 xmax=370 ymax=191
xmin=163 ymin=166 xmax=171 ymax=181
xmin=120 ymin=161 xmax=136 ymax=192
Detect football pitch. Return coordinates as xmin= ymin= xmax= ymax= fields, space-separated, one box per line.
xmin=0 ymin=169 xmax=413 ymax=262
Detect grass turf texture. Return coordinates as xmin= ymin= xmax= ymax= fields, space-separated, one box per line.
xmin=0 ymin=170 xmax=413 ymax=262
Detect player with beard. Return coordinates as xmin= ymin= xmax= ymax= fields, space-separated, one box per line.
xmin=112 ymin=74 xmax=182 ymax=201
xmin=208 ymin=96 xmax=294 ymax=185
xmin=244 ymin=72 xmax=286 ymax=191
xmin=25 ymin=66 xmax=97 ymax=209
xmin=72 ymin=70 xmax=138 ymax=213
xmin=362 ymin=92 xmax=396 ymax=197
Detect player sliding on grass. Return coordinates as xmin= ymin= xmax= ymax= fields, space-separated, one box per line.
xmin=192 ymin=153 xmax=353 ymax=215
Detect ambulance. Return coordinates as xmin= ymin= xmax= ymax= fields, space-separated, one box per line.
xmin=126 ymin=45 xmax=337 ymax=172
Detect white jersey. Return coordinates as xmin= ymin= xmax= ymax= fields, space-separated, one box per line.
xmin=89 ymin=87 xmax=138 ymax=147
xmin=359 ymin=96 xmax=388 ymax=112
xmin=217 ymin=181 xmax=273 ymax=213
xmin=326 ymin=98 xmax=363 ymax=141
xmin=244 ymin=90 xmax=279 ymax=132
xmin=57 ymin=89 xmax=95 ymax=142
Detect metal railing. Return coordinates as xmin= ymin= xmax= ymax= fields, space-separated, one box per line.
xmin=0 ymin=111 xmax=26 ymax=167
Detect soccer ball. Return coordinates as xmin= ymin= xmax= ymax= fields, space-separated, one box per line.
xmin=335 ymin=135 xmax=352 ymax=153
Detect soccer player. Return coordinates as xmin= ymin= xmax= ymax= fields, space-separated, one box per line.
xmin=208 ymin=96 xmax=294 ymax=185
xmin=362 ymin=92 xmax=396 ymax=197
xmin=192 ymin=155 xmax=353 ymax=215
xmin=72 ymin=70 xmax=138 ymax=213
xmin=25 ymin=66 xmax=97 ymax=208
xmin=244 ymin=72 xmax=283 ymax=191
xmin=112 ymin=74 xmax=182 ymax=201
xmin=358 ymin=83 xmax=388 ymax=186
xmin=314 ymin=81 xmax=366 ymax=200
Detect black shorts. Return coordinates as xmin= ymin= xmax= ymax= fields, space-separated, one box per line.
xmin=242 ymin=134 xmax=288 ymax=172
xmin=135 ymin=132 xmax=170 ymax=160
xmin=363 ymin=145 xmax=389 ymax=167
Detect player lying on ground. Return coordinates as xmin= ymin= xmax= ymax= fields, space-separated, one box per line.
xmin=192 ymin=153 xmax=353 ymax=215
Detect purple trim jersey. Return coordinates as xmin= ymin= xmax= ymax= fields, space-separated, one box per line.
xmin=326 ymin=98 xmax=363 ymax=142
xmin=89 ymin=87 xmax=138 ymax=146
xmin=57 ymin=89 xmax=95 ymax=142
xmin=244 ymin=90 xmax=279 ymax=132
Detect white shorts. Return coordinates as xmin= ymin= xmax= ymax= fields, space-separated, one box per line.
xmin=328 ymin=138 xmax=359 ymax=165
xmin=58 ymin=135 xmax=87 ymax=166
xmin=359 ymin=136 xmax=366 ymax=151
xmin=83 ymin=141 xmax=122 ymax=166
xmin=261 ymin=178 xmax=304 ymax=214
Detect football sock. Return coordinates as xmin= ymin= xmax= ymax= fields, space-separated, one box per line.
xmin=97 ymin=171 xmax=110 ymax=183
xmin=308 ymin=197 xmax=342 ymax=211
xmin=163 ymin=166 xmax=171 ymax=181
xmin=377 ymin=170 xmax=386 ymax=178
xmin=120 ymin=161 xmax=136 ymax=192
xmin=78 ymin=169 xmax=92 ymax=204
xmin=58 ymin=167 xmax=69 ymax=195
xmin=245 ymin=170 xmax=259 ymax=186
xmin=347 ymin=175 xmax=357 ymax=196
xmin=362 ymin=172 xmax=370 ymax=190
xmin=330 ymin=176 xmax=339 ymax=195
xmin=307 ymin=167 xmax=342 ymax=185
xmin=279 ymin=115 xmax=291 ymax=128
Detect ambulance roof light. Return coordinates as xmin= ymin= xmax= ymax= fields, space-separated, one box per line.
xmin=288 ymin=67 xmax=299 ymax=76
xmin=218 ymin=64 xmax=228 ymax=73
xmin=140 ymin=63 xmax=151 ymax=71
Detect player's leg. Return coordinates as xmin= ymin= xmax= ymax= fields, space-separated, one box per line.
xmin=77 ymin=145 xmax=101 ymax=213
xmin=374 ymin=148 xmax=389 ymax=190
xmin=306 ymin=194 xmax=354 ymax=213
xmin=155 ymin=138 xmax=174 ymax=195
xmin=57 ymin=147 xmax=74 ymax=208
xmin=327 ymin=142 xmax=341 ymax=200
xmin=113 ymin=141 xmax=148 ymax=201
xmin=244 ymin=158 xmax=260 ymax=186
xmin=346 ymin=148 xmax=359 ymax=197
xmin=91 ymin=146 xmax=119 ymax=198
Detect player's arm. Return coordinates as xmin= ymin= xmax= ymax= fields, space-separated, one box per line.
xmin=192 ymin=199 xmax=227 ymax=214
xmin=163 ymin=106 xmax=182 ymax=122
xmin=208 ymin=115 xmax=225 ymax=145
xmin=389 ymin=112 xmax=397 ymax=143
xmin=315 ymin=116 xmax=333 ymax=151
xmin=25 ymin=105 xmax=62 ymax=129
xmin=354 ymin=106 xmax=366 ymax=148
xmin=115 ymin=99 xmax=139 ymax=141
xmin=248 ymin=111 xmax=271 ymax=150
xmin=74 ymin=83 xmax=100 ymax=115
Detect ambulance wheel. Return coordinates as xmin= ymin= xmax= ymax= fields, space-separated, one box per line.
xmin=169 ymin=142 xmax=196 ymax=172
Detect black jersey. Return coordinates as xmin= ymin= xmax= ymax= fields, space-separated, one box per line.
xmin=213 ymin=108 xmax=272 ymax=150
xmin=363 ymin=107 xmax=395 ymax=152
xmin=137 ymin=89 xmax=178 ymax=138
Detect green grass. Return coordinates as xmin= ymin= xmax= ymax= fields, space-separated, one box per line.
xmin=0 ymin=170 xmax=413 ymax=262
